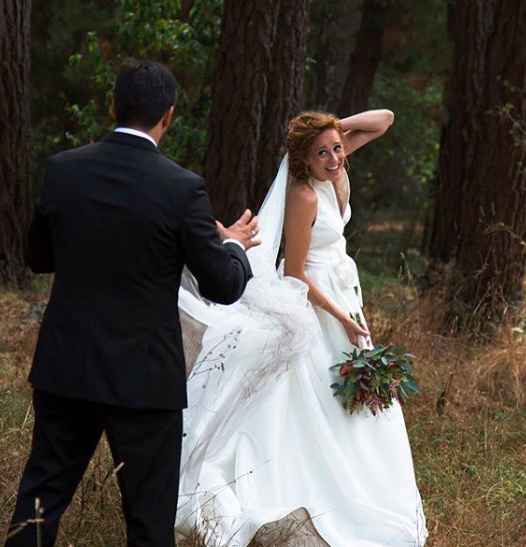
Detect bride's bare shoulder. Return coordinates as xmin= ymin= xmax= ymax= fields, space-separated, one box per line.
xmin=286 ymin=180 xmax=317 ymax=208
xmin=285 ymin=181 xmax=317 ymax=229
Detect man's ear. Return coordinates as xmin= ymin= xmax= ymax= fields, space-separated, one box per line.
xmin=162 ymin=105 xmax=175 ymax=129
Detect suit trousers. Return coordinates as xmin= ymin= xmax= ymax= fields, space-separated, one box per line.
xmin=5 ymin=389 xmax=183 ymax=547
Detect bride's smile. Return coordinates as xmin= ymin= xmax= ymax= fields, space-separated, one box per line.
xmin=307 ymin=128 xmax=346 ymax=182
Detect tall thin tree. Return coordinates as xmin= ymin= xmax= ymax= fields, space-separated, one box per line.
xmin=306 ymin=0 xmax=362 ymax=112
xmin=426 ymin=0 xmax=461 ymax=264
xmin=0 ymin=0 xmax=32 ymax=286
xmin=308 ymin=1 xmax=334 ymax=110
xmin=337 ymin=0 xmax=388 ymax=116
xmin=428 ymin=0 xmax=526 ymax=331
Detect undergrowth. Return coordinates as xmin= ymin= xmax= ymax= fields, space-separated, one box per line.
xmin=1 ymin=273 xmax=525 ymax=546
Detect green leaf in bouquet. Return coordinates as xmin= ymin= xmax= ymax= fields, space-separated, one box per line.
xmin=350 ymin=373 xmax=362 ymax=385
xmin=403 ymin=377 xmax=420 ymax=393
xmin=345 ymin=400 xmax=356 ymax=413
xmin=368 ymin=346 xmax=389 ymax=359
xmin=344 ymin=381 xmax=357 ymax=396
xmin=398 ymin=383 xmax=413 ymax=402
xmin=332 ymin=385 xmax=345 ymax=398
xmin=400 ymin=361 xmax=413 ymax=374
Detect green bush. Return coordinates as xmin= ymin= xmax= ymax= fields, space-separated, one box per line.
xmin=34 ymin=0 xmax=223 ymax=179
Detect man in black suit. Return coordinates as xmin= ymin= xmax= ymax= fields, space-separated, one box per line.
xmin=5 ymin=61 xmax=258 ymax=547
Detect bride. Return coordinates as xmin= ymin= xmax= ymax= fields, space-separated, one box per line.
xmin=176 ymin=110 xmax=428 ymax=546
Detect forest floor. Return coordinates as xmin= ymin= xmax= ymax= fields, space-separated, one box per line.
xmin=1 ymin=214 xmax=526 ymax=546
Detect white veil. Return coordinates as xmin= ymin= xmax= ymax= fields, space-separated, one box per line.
xmin=178 ymin=153 xmax=290 ymax=321
xmin=176 ymin=155 xmax=319 ymax=531
xmin=245 ymin=153 xmax=289 ymax=278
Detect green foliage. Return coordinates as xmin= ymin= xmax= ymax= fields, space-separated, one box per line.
xmin=373 ymin=0 xmax=449 ymax=208
xmin=30 ymin=0 xmax=117 ymax=187
xmin=367 ymin=68 xmax=442 ymax=201
xmin=342 ymin=0 xmax=448 ymax=267
xmin=387 ymin=0 xmax=451 ymax=77
xmin=65 ymin=0 xmax=222 ymax=171
xmin=32 ymin=0 xmax=115 ymax=122
xmin=349 ymin=0 xmax=448 ymax=211
xmin=35 ymin=0 xmax=223 ymax=174
xmin=493 ymin=80 xmax=526 ymax=161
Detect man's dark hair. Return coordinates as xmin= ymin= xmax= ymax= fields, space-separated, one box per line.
xmin=113 ymin=60 xmax=177 ymax=129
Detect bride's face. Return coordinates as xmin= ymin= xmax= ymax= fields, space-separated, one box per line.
xmin=306 ymin=129 xmax=346 ymax=182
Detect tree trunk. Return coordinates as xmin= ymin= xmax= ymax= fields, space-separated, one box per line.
xmin=337 ymin=0 xmax=387 ymax=116
xmin=429 ymin=0 xmax=526 ymax=331
xmin=309 ymin=1 xmax=332 ymax=110
xmin=206 ymin=0 xmax=308 ymax=225
xmin=255 ymin=0 xmax=308 ymax=208
xmin=206 ymin=0 xmax=281 ymax=225
xmin=427 ymin=0 xmax=459 ymax=263
xmin=306 ymin=0 xmax=362 ymax=112
xmin=0 ymin=0 xmax=32 ymax=287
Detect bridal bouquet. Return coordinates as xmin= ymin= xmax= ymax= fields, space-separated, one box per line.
xmin=329 ymin=344 xmax=419 ymax=416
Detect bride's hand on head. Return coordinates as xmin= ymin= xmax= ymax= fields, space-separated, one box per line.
xmin=216 ymin=209 xmax=262 ymax=251
xmin=341 ymin=315 xmax=370 ymax=345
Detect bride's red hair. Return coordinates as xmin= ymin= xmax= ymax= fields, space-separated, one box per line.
xmin=287 ymin=111 xmax=343 ymax=182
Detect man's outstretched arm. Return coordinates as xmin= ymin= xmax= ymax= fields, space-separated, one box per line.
xmin=180 ymin=179 xmax=259 ymax=305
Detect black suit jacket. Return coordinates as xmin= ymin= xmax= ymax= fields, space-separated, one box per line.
xmin=27 ymin=132 xmax=252 ymax=410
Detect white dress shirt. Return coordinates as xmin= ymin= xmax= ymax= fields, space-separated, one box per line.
xmin=113 ymin=127 xmax=245 ymax=251
xmin=114 ymin=127 xmax=158 ymax=147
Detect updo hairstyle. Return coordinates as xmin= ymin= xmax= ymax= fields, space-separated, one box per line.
xmin=286 ymin=111 xmax=343 ymax=182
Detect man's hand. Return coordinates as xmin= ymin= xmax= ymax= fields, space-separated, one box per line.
xmin=216 ymin=209 xmax=261 ymax=251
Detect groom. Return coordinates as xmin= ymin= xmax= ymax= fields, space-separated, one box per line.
xmin=6 ymin=61 xmax=258 ymax=547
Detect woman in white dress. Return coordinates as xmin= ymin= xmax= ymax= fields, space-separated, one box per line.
xmin=176 ymin=110 xmax=427 ymax=546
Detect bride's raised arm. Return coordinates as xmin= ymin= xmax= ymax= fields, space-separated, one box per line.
xmin=283 ymin=183 xmax=369 ymax=345
xmin=340 ymin=109 xmax=394 ymax=156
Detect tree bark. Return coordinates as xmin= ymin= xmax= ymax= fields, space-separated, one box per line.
xmin=309 ymin=1 xmax=332 ymax=110
xmin=429 ymin=0 xmax=526 ymax=330
xmin=337 ymin=0 xmax=387 ymax=116
xmin=255 ymin=0 xmax=308 ymax=208
xmin=0 ymin=0 xmax=32 ymax=287
xmin=206 ymin=0 xmax=281 ymax=225
xmin=306 ymin=0 xmax=362 ymax=112
xmin=206 ymin=0 xmax=308 ymax=225
xmin=427 ymin=1 xmax=460 ymax=263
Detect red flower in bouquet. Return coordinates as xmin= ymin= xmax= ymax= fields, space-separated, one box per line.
xmin=339 ymin=364 xmax=351 ymax=377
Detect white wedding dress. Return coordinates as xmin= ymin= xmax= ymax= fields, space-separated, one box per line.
xmin=176 ymin=157 xmax=427 ymax=546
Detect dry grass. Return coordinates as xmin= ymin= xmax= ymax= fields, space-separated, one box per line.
xmin=367 ymin=283 xmax=526 ymax=547
xmin=1 ymin=281 xmax=526 ymax=546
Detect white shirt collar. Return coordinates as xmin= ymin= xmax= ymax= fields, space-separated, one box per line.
xmin=114 ymin=127 xmax=158 ymax=147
